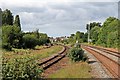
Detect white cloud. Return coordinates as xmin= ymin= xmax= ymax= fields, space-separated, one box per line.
xmin=0 ymin=0 xmax=119 ymax=9
xmin=0 ymin=0 xmax=118 ymax=37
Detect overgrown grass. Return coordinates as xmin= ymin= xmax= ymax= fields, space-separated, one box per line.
xmin=48 ymin=62 xmax=91 ymax=78
xmin=2 ymin=45 xmax=63 ymax=79
xmin=30 ymin=45 xmax=63 ymax=60
xmin=3 ymin=45 xmax=63 ymax=60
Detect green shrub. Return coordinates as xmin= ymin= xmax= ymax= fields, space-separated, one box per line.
xmin=22 ymin=34 xmax=38 ymax=49
xmin=68 ymin=47 xmax=87 ymax=62
xmin=2 ymin=25 xmax=22 ymax=50
xmin=2 ymin=43 xmax=12 ymax=51
xmin=2 ymin=57 xmax=43 ymax=79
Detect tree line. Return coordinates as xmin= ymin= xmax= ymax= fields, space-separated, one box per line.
xmin=60 ymin=31 xmax=88 ymax=46
xmin=1 ymin=9 xmax=50 ymax=50
xmin=1 ymin=9 xmax=119 ymax=50
xmin=88 ymin=17 xmax=119 ymax=48
xmin=62 ymin=17 xmax=119 ymax=48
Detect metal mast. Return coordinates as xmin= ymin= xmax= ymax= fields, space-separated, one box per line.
xmin=88 ymin=24 xmax=90 ymax=44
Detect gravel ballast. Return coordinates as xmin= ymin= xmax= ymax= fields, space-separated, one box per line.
xmin=83 ymin=49 xmax=111 ymax=78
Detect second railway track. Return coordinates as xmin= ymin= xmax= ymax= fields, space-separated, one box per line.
xmin=37 ymin=45 xmax=68 ymax=70
xmin=88 ymin=45 xmax=120 ymax=58
xmin=82 ymin=45 xmax=120 ymax=78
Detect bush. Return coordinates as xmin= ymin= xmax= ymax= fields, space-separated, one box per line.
xmin=68 ymin=47 xmax=87 ymax=62
xmin=2 ymin=57 xmax=43 ymax=79
xmin=2 ymin=43 xmax=12 ymax=51
xmin=22 ymin=34 xmax=38 ymax=49
xmin=2 ymin=25 xmax=22 ymax=50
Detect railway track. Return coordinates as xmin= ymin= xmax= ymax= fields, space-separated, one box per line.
xmin=37 ymin=45 xmax=68 ymax=70
xmin=88 ymin=45 xmax=120 ymax=58
xmin=82 ymin=45 xmax=120 ymax=78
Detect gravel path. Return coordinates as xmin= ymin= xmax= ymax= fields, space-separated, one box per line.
xmin=83 ymin=49 xmax=112 ymax=78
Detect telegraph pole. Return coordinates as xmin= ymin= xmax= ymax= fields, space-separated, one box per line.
xmin=0 ymin=8 xmax=2 ymax=27
xmin=88 ymin=24 xmax=90 ymax=44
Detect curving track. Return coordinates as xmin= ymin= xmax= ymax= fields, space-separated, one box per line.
xmin=37 ymin=45 xmax=68 ymax=70
xmin=82 ymin=44 xmax=120 ymax=78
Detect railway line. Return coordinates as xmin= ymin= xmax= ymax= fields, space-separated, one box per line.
xmin=37 ymin=45 xmax=68 ymax=70
xmin=88 ymin=45 xmax=120 ymax=58
xmin=82 ymin=44 xmax=120 ymax=78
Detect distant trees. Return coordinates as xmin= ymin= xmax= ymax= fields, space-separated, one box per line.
xmin=2 ymin=9 xmax=13 ymax=25
xmin=68 ymin=17 xmax=119 ymax=48
xmin=88 ymin=17 xmax=119 ymax=48
xmin=22 ymin=31 xmax=50 ymax=49
xmin=75 ymin=31 xmax=84 ymax=43
xmin=83 ymin=33 xmax=88 ymax=42
xmin=86 ymin=22 xmax=101 ymax=30
xmin=66 ymin=31 xmax=87 ymax=45
xmin=67 ymin=34 xmax=76 ymax=44
xmin=56 ymin=17 xmax=119 ymax=48
xmin=2 ymin=9 xmax=119 ymax=49
xmin=2 ymin=9 xmax=50 ymax=50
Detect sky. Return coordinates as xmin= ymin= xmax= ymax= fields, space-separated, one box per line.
xmin=0 ymin=0 xmax=119 ymax=37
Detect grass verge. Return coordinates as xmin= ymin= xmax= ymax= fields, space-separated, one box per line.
xmin=3 ymin=45 xmax=63 ymax=61
xmin=48 ymin=62 xmax=91 ymax=78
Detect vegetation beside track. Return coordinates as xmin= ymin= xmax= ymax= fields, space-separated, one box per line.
xmin=1 ymin=8 xmax=119 ymax=79
xmin=48 ymin=62 xmax=91 ymax=78
xmin=67 ymin=47 xmax=87 ymax=62
xmin=47 ymin=44 xmax=90 ymax=78
xmin=3 ymin=45 xmax=63 ymax=60
xmin=2 ymin=45 xmax=63 ymax=79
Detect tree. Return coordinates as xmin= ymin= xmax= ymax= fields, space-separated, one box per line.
xmin=2 ymin=25 xmax=21 ymax=50
xmin=94 ymin=17 xmax=119 ymax=48
xmin=34 ymin=29 xmax=39 ymax=39
xmin=39 ymin=33 xmax=50 ymax=45
xmin=90 ymin=26 xmax=101 ymax=44
xmin=83 ymin=32 xmax=88 ymax=42
xmin=70 ymin=34 xmax=75 ymax=38
xmin=14 ymin=15 xmax=21 ymax=31
xmin=75 ymin=31 xmax=81 ymax=41
xmin=75 ymin=31 xmax=84 ymax=43
xmin=86 ymin=22 xmax=101 ymax=30
xmin=22 ymin=34 xmax=38 ymax=49
xmin=102 ymin=17 xmax=116 ymax=27
xmin=67 ymin=34 xmax=75 ymax=44
xmin=2 ymin=9 xmax=13 ymax=25
xmin=107 ymin=31 xmax=118 ymax=48
xmin=86 ymin=17 xmax=119 ymax=48
xmin=1 ymin=9 xmax=51 ymax=50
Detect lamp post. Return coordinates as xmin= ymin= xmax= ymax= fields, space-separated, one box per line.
xmin=0 ymin=8 xmax=2 ymax=27
xmin=88 ymin=24 xmax=90 ymax=44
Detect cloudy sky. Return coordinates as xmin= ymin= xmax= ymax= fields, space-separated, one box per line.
xmin=0 ymin=0 xmax=119 ymax=37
